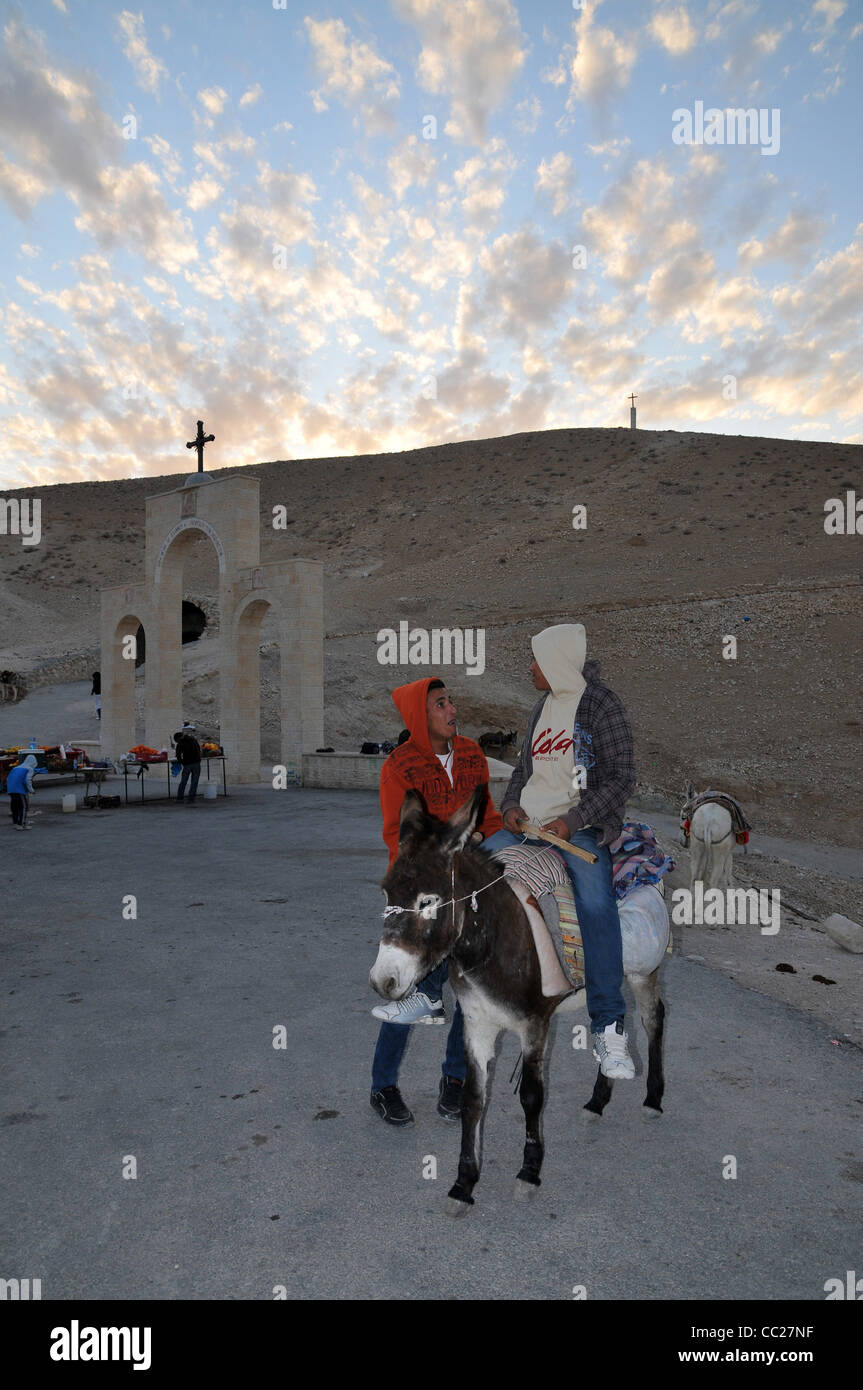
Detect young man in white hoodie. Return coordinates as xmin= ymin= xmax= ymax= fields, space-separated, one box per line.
xmin=483 ymin=623 xmax=637 ymax=1079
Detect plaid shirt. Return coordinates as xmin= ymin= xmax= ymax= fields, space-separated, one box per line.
xmin=500 ymin=659 xmax=636 ymax=848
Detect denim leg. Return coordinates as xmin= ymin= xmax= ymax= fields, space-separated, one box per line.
xmin=481 ymin=828 xmax=521 ymax=854
xmin=418 ymin=959 xmax=448 ymax=1003
xmin=371 ymin=1022 xmax=411 ymax=1092
xmin=177 ymin=767 xmax=189 ymax=800
xmin=442 ymin=1001 xmax=466 ymax=1081
xmin=558 ymin=830 xmax=625 ymax=1031
xmin=187 ymin=765 xmax=201 ymax=802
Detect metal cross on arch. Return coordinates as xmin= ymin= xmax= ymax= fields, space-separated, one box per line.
xmin=186 ymin=420 xmax=215 ymax=471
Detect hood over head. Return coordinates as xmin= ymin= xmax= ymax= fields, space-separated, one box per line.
xmin=21 ymin=754 xmax=38 ymax=769
xmin=531 ymin=623 xmax=587 ymax=698
xmin=391 ymin=677 xmax=442 ymax=756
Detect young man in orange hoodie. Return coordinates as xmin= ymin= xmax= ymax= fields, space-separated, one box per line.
xmin=370 ymin=677 xmax=502 ymax=1125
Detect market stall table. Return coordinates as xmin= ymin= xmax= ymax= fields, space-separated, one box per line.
xmin=121 ymin=756 xmax=227 ymax=803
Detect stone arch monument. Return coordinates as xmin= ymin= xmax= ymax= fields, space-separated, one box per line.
xmin=100 ymin=470 xmax=323 ymax=783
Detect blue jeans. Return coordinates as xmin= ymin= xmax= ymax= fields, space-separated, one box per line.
xmin=482 ymin=826 xmax=625 ymax=1031
xmin=177 ymin=764 xmax=200 ymax=801
xmin=371 ymin=961 xmax=466 ymax=1091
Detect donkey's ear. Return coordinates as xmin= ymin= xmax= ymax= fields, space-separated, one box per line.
xmin=398 ymin=789 xmax=429 ymax=845
xmin=686 ymin=781 xmax=695 ymax=800
xmin=442 ymin=785 xmax=486 ymax=857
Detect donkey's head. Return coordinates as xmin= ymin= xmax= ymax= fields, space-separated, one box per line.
xmin=369 ymin=786 xmax=485 ymax=1000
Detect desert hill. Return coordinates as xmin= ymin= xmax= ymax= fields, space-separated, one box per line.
xmin=1 ymin=426 xmax=861 ymax=846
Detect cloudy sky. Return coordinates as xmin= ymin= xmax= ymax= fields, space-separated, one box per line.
xmin=0 ymin=0 xmax=861 ymax=488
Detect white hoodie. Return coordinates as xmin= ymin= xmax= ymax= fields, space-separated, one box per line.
xmin=520 ymin=624 xmax=587 ymax=826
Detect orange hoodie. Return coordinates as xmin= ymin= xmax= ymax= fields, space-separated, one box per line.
xmin=380 ymin=677 xmax=502 ymax=867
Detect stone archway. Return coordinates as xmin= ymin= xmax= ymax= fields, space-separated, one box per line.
xmin=100 ymin=472 xmax=323 ymax=783
xmin=103 ymin=611 xmax=148 ymax=756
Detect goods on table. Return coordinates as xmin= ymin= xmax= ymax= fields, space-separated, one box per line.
xmin=125 ymin=745 xmax=168 ymax=763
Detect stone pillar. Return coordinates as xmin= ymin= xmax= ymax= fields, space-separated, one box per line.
xmin=222 ymin=595 xmax=269 ymax=784
xmin=280 ymin=560 xmax=324 ymax=784
xmin=146 ymin=556 xmax=183 ymax=752
xmin=100 ymin=588 xmax=147 ymax=761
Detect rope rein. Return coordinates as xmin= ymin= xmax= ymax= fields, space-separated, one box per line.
xmin=381 ymin=835 xmax=552 ymax=922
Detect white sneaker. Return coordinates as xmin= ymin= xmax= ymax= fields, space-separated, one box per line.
xmin=592 ymin=1021 xmax=635 ymax=1079
xmin=372 ymin=990 xmax=446 ymax=1025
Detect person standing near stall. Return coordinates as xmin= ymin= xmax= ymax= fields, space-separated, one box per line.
xmin=174 ymin=723 xmax=202 ymax=804
xmin=7 ymin=754 xmax=38 ymax=829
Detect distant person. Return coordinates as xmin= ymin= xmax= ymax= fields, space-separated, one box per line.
xmin=7 ymin=754 xmax=38 ymax=830
xmin=174 ymin=723 xmax=202 ymax=804
xmin=91 ymin=671 xmax=101 ymax=721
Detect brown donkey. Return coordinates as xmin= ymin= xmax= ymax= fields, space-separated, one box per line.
xmin=369 ymin=787 xmax=667 ymax=1216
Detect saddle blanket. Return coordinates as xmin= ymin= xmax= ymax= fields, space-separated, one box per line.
xmin=682 ymin=790 xmax=751 ymax=837
xmin=492 ymin=822 xmax=674 ymax=993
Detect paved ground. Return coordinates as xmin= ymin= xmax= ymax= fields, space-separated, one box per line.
xmin=1 ymin=786 xmax=861 ymax=1301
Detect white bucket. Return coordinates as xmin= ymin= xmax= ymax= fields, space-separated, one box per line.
xmin=62 ymin=794 xmax=77 ymax=813
xmin=202 ymin=783 xmax=217 ymax=800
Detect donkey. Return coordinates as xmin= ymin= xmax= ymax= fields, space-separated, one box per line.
xmin=478 ymin=729 xmax=518 ymax=754
xmin=370 ymin=787 xmax=668 ymax=1216
xmin=682 ymin=782 xmax=734 ymax=893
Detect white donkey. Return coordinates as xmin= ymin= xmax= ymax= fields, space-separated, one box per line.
xmin=682 ymin=782 xmax=734 ymax=892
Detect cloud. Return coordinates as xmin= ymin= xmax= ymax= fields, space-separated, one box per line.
xmin=535 ymin=152 xmax=576 ymax=217
xmin=738 ymin=210 xmax=827 ymax=271
xmin=514 ymin=95 xmax=541 ymax=134
xmin=649 ymin=6 xmax=697 ymax=56
xmin=73 ymin=162 xmax=198 ymax=273
xmin=144 ymin=134 xmax=184 ymax=189
xmin=393 ymin=0 xmax=527 ymax=144
xmin=239 ymin=84 xmax=263 ymax=109
xmin=116 ymin=11 xmax=168 ymax=95
xmin=453 ymin=138 xmax=517 ymax=226
xmin=552 ymin=1 xmax=638 ymax=109
xmin=0 ymin=20 xmax=122 ymax=216
xmin=806 ymin=0 xmax=847 ymax=53
xmin=387 ymin=134 xmax=436 ymax=202
xmin=304 ymin=17 xmax=400 ymax=134
xmin=198 ymin=86 xmax=229 ymax=119
xmin=646 ymin=249 xmax=765 ymax=345
xmin=475 ymin=225 xmax=573 ymax=344
xmin=186 ymin=175 xmax=222 ymax=211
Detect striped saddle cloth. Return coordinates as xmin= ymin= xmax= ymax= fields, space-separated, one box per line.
xmin=492 ymin=825 xmax=675 ymax=991
xmin=491 ymin=844 xmax=585 ymax=990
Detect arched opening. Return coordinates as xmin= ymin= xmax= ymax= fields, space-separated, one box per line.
xmin=133 ymin=602 xmax=206 ymax=668
xmin=182 ymin=601 xmax=207 ymax=644
xmin=154 ymin=526 xmax=222 ymax=750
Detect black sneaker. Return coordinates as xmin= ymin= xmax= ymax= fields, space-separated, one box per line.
xmin=370 ymin=1085 xmax=413 ymax=1125
xmin=437 ymin=1075 xmax=464 ymax=1121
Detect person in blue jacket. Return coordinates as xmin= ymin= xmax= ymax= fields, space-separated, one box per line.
xmin=7 ymin=754 xmax=37 ymax=829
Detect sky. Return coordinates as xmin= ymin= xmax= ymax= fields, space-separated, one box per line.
xmin=0 ymin=0 xmax=861 ymax=489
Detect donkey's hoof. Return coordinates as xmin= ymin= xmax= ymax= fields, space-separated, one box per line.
xmin=514 ymin=1178 xmax=539 ymax=1202
xmin=445 ymin=1196 xmax=472 ymax=1219
xmin=642 ymin=1102 xmax=663 ymax=1120
xmin=581 ymin=1102 xmax=603 ymax=1120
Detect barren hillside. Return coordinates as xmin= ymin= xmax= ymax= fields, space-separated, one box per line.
xmin=1 ymin=427 xmax=861 ymax=846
